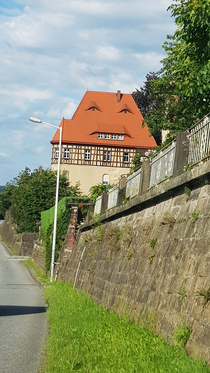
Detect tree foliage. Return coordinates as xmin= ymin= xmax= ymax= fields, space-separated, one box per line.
xmin=0 ymin=167 xmax=81 ymax=232
xmin=0 ymin=186 xmax=5 ymax=194
xmin=133 ymin=0 xmax=210 ymax=139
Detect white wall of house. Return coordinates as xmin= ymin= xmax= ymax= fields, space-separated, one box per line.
xmin=51 ymin=163 xmax=130 ymax=195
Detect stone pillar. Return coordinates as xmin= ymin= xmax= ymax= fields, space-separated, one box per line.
xmin=86 ymin=205 xmax=94 ymax=223
xmin=101 ymin=191 xmax=108 ymax=214
xmin=173 ymin=132 xmax=189 ymax=178
xmin=139 ymin=160 xmax=151 ymax=195
xmin=117 ymin=177 xmax=126 ymax=206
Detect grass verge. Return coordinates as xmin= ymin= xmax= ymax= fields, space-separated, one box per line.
xmin=23 ymin=259 xmax=50 ymax=287
xmin=42 ymin=281 xmax=210 ymax=373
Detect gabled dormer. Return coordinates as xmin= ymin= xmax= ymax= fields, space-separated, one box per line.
xmin=86 ymin=101 xmax=101 ymax=112
xmin=118 ymin=104 xmax=133 ymax=114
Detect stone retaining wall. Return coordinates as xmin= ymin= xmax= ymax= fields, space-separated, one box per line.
xmin=56 ymin=160 xmax=210 ymax=364
xmin=32 ymin=240 xmax=46 ymax=274
xmin=0 ymin=211 xmax=38 ymax=256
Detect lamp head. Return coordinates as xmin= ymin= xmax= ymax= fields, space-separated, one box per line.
xmin=29 ymin=117 xmax=42 ymax=123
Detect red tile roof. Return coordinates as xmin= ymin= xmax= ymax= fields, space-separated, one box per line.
xmin=51 ymin=90 xmax=157 ymax=149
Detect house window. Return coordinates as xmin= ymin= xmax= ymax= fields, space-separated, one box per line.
xmin=123 ymin=152 xmax=129 ymax=163
xmin=98 ymin=133 xmax=104 ymax=139
xmin=105 ymin=134 xmax=110 ymax=139
xmin=118 ymin=135 xmax=124 ymax=141
xmin=55 ymin=148 xmax=59 ymax=159
xmin=85 ymin=149 xmax=91 ymax=161
xmin=103 ymin=151 xmax=111 ymax=162
xmin=64 ymin=148 xmax=70 ymax=159
xmin=102 ymin=174 xmax=109 ymax=185
xmin=111 ymin=134 xmax=117 ymax=140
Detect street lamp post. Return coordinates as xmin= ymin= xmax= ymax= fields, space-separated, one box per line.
xmin=29 ymin=117 xmax=62 ymax=282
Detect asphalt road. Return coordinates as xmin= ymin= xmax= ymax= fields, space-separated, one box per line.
xmin=0 ymin=241 xmax=48 ymax=373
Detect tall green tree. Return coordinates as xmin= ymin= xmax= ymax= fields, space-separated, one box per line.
xmin=133 ymin=0 xmax=210 ymax=139
xmin=0 ymin=167 xmax=81 ymax=232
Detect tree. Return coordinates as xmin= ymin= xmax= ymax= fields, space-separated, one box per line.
xmin=1 ymin=167 xmax=81 ymax=232
xmin=134 ymin=0 xmax=210 ymax=140
xmin=132 ymin=72 xmax=166 ymax=144
xmin=132 ymin=72 xmax=159 ymax=118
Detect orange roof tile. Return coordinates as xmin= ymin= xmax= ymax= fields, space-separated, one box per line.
xmin=51 ymin=90 xmax=157 ymax=149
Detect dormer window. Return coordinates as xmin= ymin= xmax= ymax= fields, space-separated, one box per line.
xmin=118 ymin=134 xmax=124 ymax=140
xmin=88 ymin=106 xmax=99 ymax=111
xmin=111 ymin=134 xmax=117 ymax=140
xmin=105 ymin=134 xmax=110 ymax=139
xmin=121 ymin=109 xmax=130 ymax=114
xmin=98 ymin=133 xmax=104 ymax=139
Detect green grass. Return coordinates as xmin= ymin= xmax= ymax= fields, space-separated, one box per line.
xmin=23 ymin=259 xmax=50 ymax=286
xmin=42 ymin=282 xmax=210 ymax=373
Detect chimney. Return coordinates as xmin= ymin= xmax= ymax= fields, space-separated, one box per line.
xmin=117 ymin=90 xmax=121 ymax=102
xmin=38 ymin=166 xmax=42 ymax=174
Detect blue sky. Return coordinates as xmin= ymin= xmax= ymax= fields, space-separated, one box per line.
xmin=0 ymin=0 xmax=175 ymax=186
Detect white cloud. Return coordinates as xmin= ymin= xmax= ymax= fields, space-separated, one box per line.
xmin=95 ymin=46 xmax=121 ymax=61
xmin=35 ymin=146 xmax=45 ymax=153
xmin=0 ymin=87 xmax=53 ymax=102
xmin=134 ymin=52 xmax=166 ymax=71
xmin=7 ymin=130 xmax=26 ymax=150
xmin=0 ymin=152 xmax=9 ymax=157
xmin=62 ymin=101 xmax=78 ymax=119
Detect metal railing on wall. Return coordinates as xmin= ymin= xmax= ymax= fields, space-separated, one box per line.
xmin=188 ymin=113 xmax=210 ymax=166
xmin=107 ymin=185 xmax=119 ymax=210
xmin=149 ymin=142 xmax=176 ymax=187
xmin=93 ymin=112 xmax=210 ymax=215
xmin=126 ymin=168 xmax=141 ymax=199
xmin=94 ymin=195 xmax=102 ymax=215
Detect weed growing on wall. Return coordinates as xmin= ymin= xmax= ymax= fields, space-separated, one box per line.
xmin=149 ymin=253 xmax=156 ymax=264
xmin=161 ymin=212 xmax=176 ymax=228
xmin=177 ymin=286 xmax=187 ymax=304
xmin=191 ymin=210 xmax=199 ymax=220
xmin=184 ymin=161 xmax=194 ymax=172
xmin=173 ymin=324 xmax=192 ymax=348
xmin=196 ymin=288 xmax=210 ymax=307
xmin=126 ymin=248 xmax=133 ymax=260
xmin=150 ymin=237 xmax=157 ymax=249
xmin=92 ymin=213 xmax=104 ymax=244
xmin=184 ymin=186 xmax=191 ymax=201
xmin=191 ymin=210 xmax=199 ymax=227
xmin=106 ymin=226 xmax=122 ymax=252
xmin=88 ymin=252 xmax=93 ymax=260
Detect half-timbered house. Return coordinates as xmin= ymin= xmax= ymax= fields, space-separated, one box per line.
xmin=51 ymin=90 xmax=157 ymax=195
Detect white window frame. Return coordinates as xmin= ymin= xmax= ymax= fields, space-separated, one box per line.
xmin=98 ymin=133 xmax=104 ymax=139
xmin=105 ymin=133 xmax=110 ymax=139
xmin=111 ymin=134 xmax=117 ymax=140
xmin=55 ymin=148 xmax=59 ymax=159
xmin=123 ymin=152 xmax=129 ymax=163
xmin=64 ymin=148 xmax=70 ymax=159
xmin=118 ymin=134 xmax=124 ymax=141
xmin=85 ymin=149 xmax=91 ymax=161
xmin=103 ymin=151 xmax=111 ymax=162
